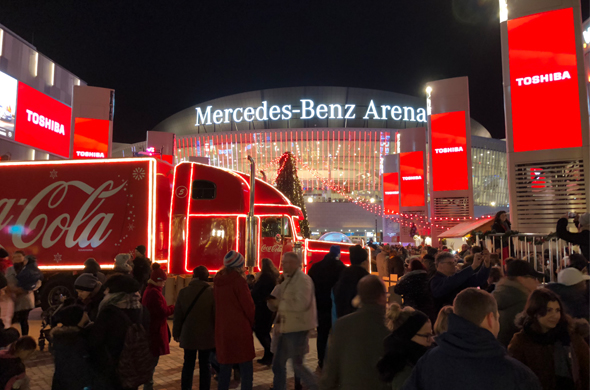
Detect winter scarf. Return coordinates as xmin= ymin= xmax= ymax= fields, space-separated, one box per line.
xmin=98 ymin=291 xmax=141 ymax=313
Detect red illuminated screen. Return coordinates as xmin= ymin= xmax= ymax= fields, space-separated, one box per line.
xmin=15 ymin=83 xmax=72 ymax=158
xmin=507 ymin=8 xmax=582 ymax=152
xmin=400 ymin=151 xmax=425 ymax=207
xmin=431 ymin=111 xmax=469 ymax=192
xmin=73 ymin=118 xmax=110 ymax=159
xmin=383 ymin=172 xmax=400 ymax=215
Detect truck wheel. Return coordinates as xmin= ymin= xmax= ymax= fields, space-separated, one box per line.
xmin=39 ymin=277 xmax=76 ymax=310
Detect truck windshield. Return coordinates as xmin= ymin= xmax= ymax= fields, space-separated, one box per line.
xmin=261 ymin=216 xmax=292 ymax=238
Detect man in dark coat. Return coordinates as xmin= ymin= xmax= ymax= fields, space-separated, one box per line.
xmin=333 ymin=245 xmax=370 ymax=319
xmin=429 ymin=251 xmax=490 ymax=315
xmin=173 ymin=266 xmax=215 ymax=390
xmin=402 ymin=288 xmax=541 ymax=390
xmin=556 ymin=214 xmax=589 ymax=261
xmin=132 ymin=245 xmax=152 ymax=294
xmin=308 ymin=245 xmax=345 ymax=369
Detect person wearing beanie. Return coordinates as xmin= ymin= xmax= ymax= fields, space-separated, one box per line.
xmin=332 ymin=245 xmax=370 ymax=321
xmin=74 ymin=273 xmax=104 ymax=322
xmin=321 ymin=275 xmax=389 ymax=390
xmin=82 ymin=258 xmax=106 ymax=284
xmin=51 ymin=305 xmax=92 ymax=390
xmin=308 ymin=244 xmax=345 ymax=368
xmin=112 ymin=253 xmax=132 ymax=275
xmin=377 ymin=305 xmax=433 ymax=389
xmin=214 ymin=251 xmax=255 ymax=390
xmin=545 ymin=267 xmax=590 ymax=321
xmin=87 ymin=274 xmax=149 ymax=389
xmin=133 ymin=244 xmax=152 ymax=295
xmin=142 ymin=263 xmax=174 ymax=390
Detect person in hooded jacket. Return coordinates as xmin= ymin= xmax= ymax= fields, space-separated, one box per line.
xmin=142 ymin=263 xmax=175 ymax=390
xmin=402 ymin=288 xmax=541 ymax=390
xmin=214 ymin=251 xmax=255 ymax=390
xmin=332 ymin=245 xmax=370 ymax=320
xmin=74 ymin=273 xmax=105 ymax=322
xmin=556 ymin=214 xmax=589 ymax=261
xmin=83 ymin=258 xmax=106 ymax=284
xmin=493 ymin=260 xmax=542 ymax=347
xmin=86 ymin=275 xmax=150 ymax=390
xmin=545 ymin=267 xmax=589 ymax=321
xmin=508 ymin=288 xmax=589 ymax=390
xmin=50 ymin=305 xmax=92 ymax=390
xmin=308 ymin=245 xmax=345 ymax=369
xmin=251 ymin=258 xmax=279 ymax=365
xmin=377 ymin=305 xmax=433 ymax=390
xmin=394 ymin=259 xmax=435 ymax=322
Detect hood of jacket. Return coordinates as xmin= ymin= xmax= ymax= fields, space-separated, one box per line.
xmin=493 ymin=278 xmax=529 ymax=310
xmin=436 ymin=313 xmax=505 ymax=359
xmin=50 ymin=326 xmax=82 ymax=340
xmin=398 ymin=269 xmax=427 ymax=282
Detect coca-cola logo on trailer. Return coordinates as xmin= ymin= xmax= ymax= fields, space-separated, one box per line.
xmin=261 ymin=243 xmax=283 ymax=253
xmin=0 ymin=163 xmax=150 ymax=265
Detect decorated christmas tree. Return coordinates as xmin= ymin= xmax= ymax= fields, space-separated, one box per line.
xmin=275 ymin=152 xmax=311 ymax=238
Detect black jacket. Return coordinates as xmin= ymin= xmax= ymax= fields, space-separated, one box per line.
xmin=251 ymin=272 xmax=277 ymax=333
xmin=132 ymin=256 xmax=151 ymax=286
xmin=556 ymin=218 xmax=589 ymax=261
xmin=429 ymin=266 xmax=490 ymax=314
xmin=394 ymin=270 xmax=435 ymax=321
xmin=51 ymin=326 xmax=92 ymax=390
xmin=308 ymin=254 xmax=345 ymax=312
xmin=402 ymin=314 xmax=542 ymax=390
xmin=492 ymin=220 xmax=512 ymax=249
xmin=333 ymin=265 xmax=369 ymax=319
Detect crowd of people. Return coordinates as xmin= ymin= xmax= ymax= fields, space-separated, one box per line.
xmin=0 ymin=210 xmax=587 ymax=390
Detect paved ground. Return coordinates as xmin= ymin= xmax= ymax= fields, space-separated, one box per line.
xmin=20 ymin=309 xmax=320 ymax=390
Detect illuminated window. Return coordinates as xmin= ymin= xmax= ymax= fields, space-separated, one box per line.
xmin=191 ymin=180 xmax=216 ymax=200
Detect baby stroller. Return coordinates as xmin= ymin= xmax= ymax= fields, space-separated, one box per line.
xmin=38 ymin=298 xmax=75 ymax=352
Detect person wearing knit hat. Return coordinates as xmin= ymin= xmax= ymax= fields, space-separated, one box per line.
xmin=133 ymin=245 xmax=151 ymax=295
xmin=113 ymin=253 xmax=132 ymax=274
xmin=377 ymin=305 xmax=432 ymax=389
xmin=223 ymin=250 xmax=245 ymax=268
xmin=308 ymin=243 xmax=345 ymax=368
xmin=83 ymin=258 xmax=106 ymax=284
xmin=214 ymin=251 xmax=255 ymax=390
xmin=142 ymin=263 xmax=175 ymax=389
xmin=74 ymin=273 xmax=105 ymax=322
xmin=321 ymin=275 xmax=390 ymax=390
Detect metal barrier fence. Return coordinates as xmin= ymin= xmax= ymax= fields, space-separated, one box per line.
xmin=480 ymin=233 xmax=580 ymax=283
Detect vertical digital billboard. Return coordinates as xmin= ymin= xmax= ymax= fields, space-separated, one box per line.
xmin=507 ymin=7 xmax=582 ymax=152
xmin=431 ymin=111 xmax=469 ymax=192
xmin=0 ymin=70 xmax=17 ymax=139
xmin=383 ymin=172 xmax=400 ymax=215
xmin=15 ymin=83 xmax=72 ymax=158
xmin=73 ymin=118 xmax=110 ymax=159
xmin=400 ymin=151 xmax=425 ymax=207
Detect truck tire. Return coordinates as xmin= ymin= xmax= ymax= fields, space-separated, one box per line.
xmin=39 ymin=275 xmax=76 ymax=310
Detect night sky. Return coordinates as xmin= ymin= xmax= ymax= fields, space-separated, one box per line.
xmin=2 ymin=1 xmax=588 ymax=143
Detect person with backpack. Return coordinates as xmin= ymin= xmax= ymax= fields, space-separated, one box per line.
xmin=214 ymin=251 xmax=255 ymax=390
xmin=87 ymin=274 xmax=152 ymax=390
xmin=173 ymin=266 xmax=215 ymax=390
xmin=142 ymin=263 xmax=175 ymax=390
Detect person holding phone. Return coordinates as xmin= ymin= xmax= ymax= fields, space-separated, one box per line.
xmin=556 ymin=213 xmax=589 ymax=262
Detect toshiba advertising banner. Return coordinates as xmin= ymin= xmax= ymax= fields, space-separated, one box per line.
xmin=383 ymin=172 xmax=400 ymax=215
xmin=0 ymin=71 xmax=17 ymax=139
xmin=508 ymin=7 xmax=583 ymax=152
xmin=431 ymin=111 xmax=469 ymax=192
xmin=15 ymin=83 xmax=72 ymax=158
xmin=73 ymin=118 xmax=110 ymax=159
xmin=400 ymin=151 xmax=425 ymax=207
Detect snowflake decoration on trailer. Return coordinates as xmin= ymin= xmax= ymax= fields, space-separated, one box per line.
xmin=49 ymin=169 xmax=58 ymax=179
xmin=54 ymin=253 xmax=62 ymax=263
xmin=132 ymin=167 xmax=145 ymax=180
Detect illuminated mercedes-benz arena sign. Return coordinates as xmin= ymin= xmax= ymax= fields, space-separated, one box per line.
xmin=153 ymin=86 xmax=508 ymax=236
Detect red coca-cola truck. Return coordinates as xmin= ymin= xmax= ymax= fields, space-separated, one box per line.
xmin=0 ymin=158 xmax=173 ymax=308
xmin=0 ymin=158 xmax=360 ymax=309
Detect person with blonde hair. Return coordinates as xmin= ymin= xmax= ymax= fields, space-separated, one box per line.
xmin=433 ymin=306 xmax=453 ymax=335
xmin=378 ymin=302 xmax=433 ymax=389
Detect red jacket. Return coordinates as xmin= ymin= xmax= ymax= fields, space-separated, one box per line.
xmin=214 ymin=271 xmax=255 ymax=364
xmin=142 ymin=283 xmax=175 ymax=356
